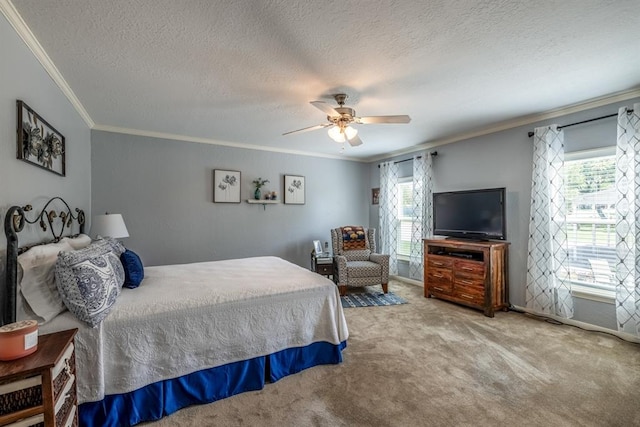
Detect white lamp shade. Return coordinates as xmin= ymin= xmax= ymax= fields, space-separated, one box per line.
xmin=328 ymin=125 xmax=358 ymax=143
xmin=344 ymin=126 xmax=358 ymax=140
xmin=91 ymin=214 xmax=129 ymax=238
xmin=328 ymin=126 xmax=345 ymax=142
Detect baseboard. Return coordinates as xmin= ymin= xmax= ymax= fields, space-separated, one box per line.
xmin=390 ymin=275 xmax=423 ymax=287
xmin=388 ymin=278 xmax=639 ymax=344
xmin=511 ymin=304 xmax=640 ymax=344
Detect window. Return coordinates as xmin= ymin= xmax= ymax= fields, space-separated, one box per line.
xmin=397 ymin=178 xmax=413 ymax=259
xmin=565 ymin=148 xmax=616 ymax=295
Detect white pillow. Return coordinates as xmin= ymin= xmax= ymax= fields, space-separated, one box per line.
xmin=60 ymin=233 xmax=92 ymax=250
xmin=17 ymin=240 xmax=75 ymax=324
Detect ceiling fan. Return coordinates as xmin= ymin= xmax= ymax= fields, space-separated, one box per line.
xmin=283 ymin=94 xmax=411 ymax=147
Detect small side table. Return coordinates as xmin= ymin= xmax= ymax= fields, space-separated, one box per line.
xmin=0 ymin=328 xmax=78 ymax=427
xmin=311 ymin=251 xmax=334 ymax=278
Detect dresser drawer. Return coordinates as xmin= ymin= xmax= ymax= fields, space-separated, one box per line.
xmin=455 ymin=275 xmax=485 ymax=305
xmin=427 ymin=268 xmax=453 ymax=293
xmin=0 ymin=375 xmax=43 ymax=416
xmin=55 ymin=375 xmax=76 ymax=427
xmin=454 ymin=290 xmax=483 ymax=305
xmin=62 ymin=405 xmax=77 ymax=427
xmin=53 ymin=343 xmax=75 ymax=403
xmin=453 ymin=259 xmax=485 ymax=279
xmin=428 ymin=256 xmax=453 ymax=269
xmin=317 ymin=264 xmax=334 ymax=275
xmin=454 ymin=276 xmax=484 ymax=290
xmin=5 ymin=413 xmax=44 ymax=427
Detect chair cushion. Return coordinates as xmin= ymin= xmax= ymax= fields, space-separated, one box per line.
xmin=343 ymin=250 xmax=371 ymax=261
xmin=346 ymin=261 xmax=382 ymax=278
xmin=341 ymin=226 xmax=367 ymax=250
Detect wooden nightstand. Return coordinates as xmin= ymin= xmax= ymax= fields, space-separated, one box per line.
xmin=311 ymin=252 xmax=334 ymax=278
xmin=0 ymin=329 xmax=78 ymax=427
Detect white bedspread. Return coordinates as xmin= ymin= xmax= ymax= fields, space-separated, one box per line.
xmin=39 ymin=256 xmax=349 ymax=404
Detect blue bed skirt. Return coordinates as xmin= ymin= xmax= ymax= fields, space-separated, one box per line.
xmin=79 ymin=340 xmax=347 ymax=426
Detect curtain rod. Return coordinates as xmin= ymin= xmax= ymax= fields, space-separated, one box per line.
xmin=377 ymin=151 xmax=438 ymax=168
xmin=527 ymin=109 xmax=634 ymax=138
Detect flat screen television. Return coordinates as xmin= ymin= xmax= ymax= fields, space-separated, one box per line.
xmin=433 ymin=187 xmax=506 ymax=240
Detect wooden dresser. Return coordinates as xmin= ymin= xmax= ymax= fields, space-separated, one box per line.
xmin=423 ymin=239 xmax=509 ymax=317
xmin=0 ymin=329 xmax=78 ymax=427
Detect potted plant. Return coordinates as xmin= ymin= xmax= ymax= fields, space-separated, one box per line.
xmin=252 ymin=177 xmax=269 ymax=200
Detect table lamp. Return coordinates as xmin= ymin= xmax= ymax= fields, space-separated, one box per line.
xmin=91 ymin=213 xmax=129 ymax=239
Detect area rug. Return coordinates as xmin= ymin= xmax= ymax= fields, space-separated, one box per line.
xmin=340 ymin=290 xmax=407 ymax=308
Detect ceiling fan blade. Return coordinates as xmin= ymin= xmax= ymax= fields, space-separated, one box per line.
xmin=356 ymin=115 xmax=411 ymax=124
xmin=347 ymin=133 xmax=363 ymax=147
xmin=282 ymin=123 xmax=331 ymax=136
xmin=310 ymin=101 xmax=340 ymax=117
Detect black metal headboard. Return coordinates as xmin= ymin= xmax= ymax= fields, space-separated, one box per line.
xmin=2 ymin=197 xmax=85 ymax=326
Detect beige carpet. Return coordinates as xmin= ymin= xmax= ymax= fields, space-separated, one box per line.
xmin=144 ymin=280 xmax=640 ymax=427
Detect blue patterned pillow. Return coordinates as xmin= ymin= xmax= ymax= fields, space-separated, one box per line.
xmin=55 ymin=238 xmax=125 ymax=327
xmin=121 ymin=249 xmax=144 ymax=289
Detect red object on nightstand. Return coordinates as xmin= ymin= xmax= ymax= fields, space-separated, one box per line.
xmin=0 ymin=320 xmax=38 ymax=361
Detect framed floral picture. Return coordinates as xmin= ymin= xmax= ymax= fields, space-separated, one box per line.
xmin=284 ymin=175 xmax=305 ymax=204
xmin=372 ymin=188 xmax=380 ymax=205
xmin=213 ymin=169 xmax=241 ymax=203
xmin=17 ymin=100 xmax=66 ymax=176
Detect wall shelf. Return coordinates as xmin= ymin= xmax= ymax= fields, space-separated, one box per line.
xmin=246 ymin=199 xmax=280 ymax=210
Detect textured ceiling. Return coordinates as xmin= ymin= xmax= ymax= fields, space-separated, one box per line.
xmin=6 ymin=0 xmax=640 ymax=161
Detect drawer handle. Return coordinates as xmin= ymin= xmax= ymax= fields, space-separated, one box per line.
xmin=433 ymin=286 xmax=444 ymax=291
xmin=433 ymin=262 xmax=444 ymax=266
xmin=52 ymin=344 xmax=74 ymax=379
xmin=460 ymin=280 xmax=474 ymax=285
xmin=461 ymin=267 xmax=474 ymax=271
xmin=460 ymin=293 xmax=474 ymax=300
xmin=433 ymin=274 xmax=443 ymax=278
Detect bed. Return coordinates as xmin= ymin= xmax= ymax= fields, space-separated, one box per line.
xmin=1 ymin=198 xmax=349 ymax=426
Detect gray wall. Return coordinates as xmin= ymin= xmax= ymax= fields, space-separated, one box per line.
xmin=91 ymin=130 xmax=369 ymax=268
xmin=370 ymin=96 xmax=640 ymax=331
xmin=3 ymin=5 xmax=632 ymax=331
xmin=0 ymin=14 xmax=91 ymax=248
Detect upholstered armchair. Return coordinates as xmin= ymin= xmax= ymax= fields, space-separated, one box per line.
xmin=331 ymin=226 xmax=390 ymax=296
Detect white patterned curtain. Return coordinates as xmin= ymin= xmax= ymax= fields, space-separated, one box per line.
xmin=526 ymin=125 xmax=573 ymax=318
xmin=379 ymin=161 xmax=399 ymax=275
xmin=409 ymin=153 xmax=433 ymax=281
xmin=614 ymin=103 xmax=640 ymax=336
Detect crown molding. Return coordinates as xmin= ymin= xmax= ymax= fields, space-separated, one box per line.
xmin=92 ymin=124 xmax=366 ymax=162
xmin=1 ymin=0 xmax=94 ymax=128
xmin=5 ymin=0 xmax=638 ymax=164
xmin=367 ymin=87 xmax=640 ymax=163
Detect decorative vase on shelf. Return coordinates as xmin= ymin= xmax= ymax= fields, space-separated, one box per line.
xmin=254 ymin=188 xmax=261 ymax=200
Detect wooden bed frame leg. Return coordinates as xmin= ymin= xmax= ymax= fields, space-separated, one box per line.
xmin=382 ymin=283 xmax=388 ymax=294
xmin=339 ymin=285 xmax=347 ymax=296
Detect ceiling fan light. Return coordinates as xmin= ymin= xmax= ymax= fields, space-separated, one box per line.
xmin=328 ymin=126 xmax=346 ymax=142
xmin=344 ymin=126 xmax=358 ymax=140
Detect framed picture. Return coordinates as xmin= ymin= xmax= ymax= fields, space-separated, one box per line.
xmin=284 ymin=175 xmax=305 ymax=204
xmin=313 ymin=240 xmax=323 ymax=254
xmin=372 ymin=188 xmax=380 ymax=205
xmin=213 ymin=169 xmax=241 ymax=203
xmin=17 ymin=100 xmax=66 ymax=176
